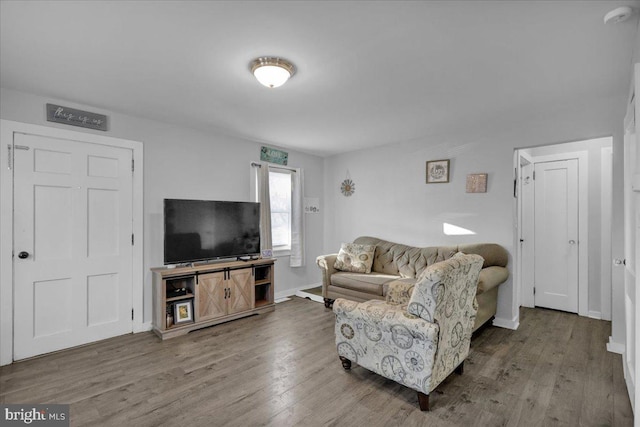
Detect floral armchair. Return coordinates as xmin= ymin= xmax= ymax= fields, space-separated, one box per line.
xmin=333 ymin=252 xmax=484 ymax=411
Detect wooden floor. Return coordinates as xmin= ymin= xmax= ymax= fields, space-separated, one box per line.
xmin=0 ymin=297 xmax=633 ymax=426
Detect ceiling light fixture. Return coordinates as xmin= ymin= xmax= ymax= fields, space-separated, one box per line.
xmin=250 ymin=57 xmax=295 ymax=88
xmin=604 ymin=6 xmax=634 ymax=24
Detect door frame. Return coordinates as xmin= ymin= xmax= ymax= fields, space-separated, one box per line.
xmin=0 ymin=119 xmax=144 ymax=366
xmin=516 ymin=150 xmax=589 ymax=317
xmin=515 ymin=151 xmax=533 ymax=308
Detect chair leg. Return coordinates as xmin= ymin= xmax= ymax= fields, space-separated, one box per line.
xmin=417 ymin=391 xmax=430 ymax=411
xmin=339 ymin=356 xmax=351 ymax=370
xmin=324 ymin=298 xmax=334 ymax=309
xmin=455 ymin=361 xmax=464 ymax=375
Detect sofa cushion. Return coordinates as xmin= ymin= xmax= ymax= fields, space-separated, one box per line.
xmin=331 ymin=272 xmax=400 ymax=296
xmin=334 ymin=243 xmax=376 ymax=273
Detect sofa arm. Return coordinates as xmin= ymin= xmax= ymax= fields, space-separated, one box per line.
xmin=334 ymin=299 xmax=439 ymax=340
xmin=477 ymin=266 xmax=509 ymax=294
xmin=316 ymin=254 xmax=339 ymax=297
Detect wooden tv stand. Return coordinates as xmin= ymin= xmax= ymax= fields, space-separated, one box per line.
xmin=151 ymin=258 xmax=275 ymax=340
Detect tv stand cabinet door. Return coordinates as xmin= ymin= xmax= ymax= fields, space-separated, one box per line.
xmin=228 ymin=268 xmax=254 ymax=315
xmin=196 ymin=272 xmax=226 ymax=321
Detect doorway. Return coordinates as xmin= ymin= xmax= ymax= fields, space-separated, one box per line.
xmin=515 ymin=137 xmax=613 ymax=318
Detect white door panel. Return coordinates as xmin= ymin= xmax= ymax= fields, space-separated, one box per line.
xmin=534 ymin=159 xmax=579 ymax=312
xmin=13 ymin=133 xmax=133 ymax=360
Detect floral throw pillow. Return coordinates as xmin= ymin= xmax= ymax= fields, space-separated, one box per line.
xmin=334 ymin=243 xmax=376 ymax=273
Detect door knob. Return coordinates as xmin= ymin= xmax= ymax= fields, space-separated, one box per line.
xmin=568 ymin=240 xmax=576 ymax=245
xmin=18 ymin=251 xmax=29 ymax=259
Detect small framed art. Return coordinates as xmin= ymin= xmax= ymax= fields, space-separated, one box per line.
xmin=426 ymin=159 xmax=450 ymax=183
xmin=466 ymin=173 xmax=488 ymax=193
xmin=174 ymin=300 xmax=193 ymax=324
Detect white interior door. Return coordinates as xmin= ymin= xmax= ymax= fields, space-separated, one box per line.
xmin=13 ymin=132 xmax=134 ymax=360
xmin=534 ymin=159 xmax=579 ymax=312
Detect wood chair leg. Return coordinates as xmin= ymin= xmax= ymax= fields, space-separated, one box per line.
xmin=324 ymin=298 xmax=334 ymax=309
xmin=339 ymin=356 xmax=352 ymax=370
xmin=455 ymin=361 xmax=464 ymax=375
xmin=417 ymin=391 xmax=430 ymax=411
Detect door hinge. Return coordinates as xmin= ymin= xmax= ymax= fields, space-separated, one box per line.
xmin=533 ymin=287 xmax=536 ymax=295
xmin=533 ymin=171 xmax=536 ymax=180
xmin=131 ymin=234 xmax=134 ymax=245
xmin=131 ymin=309 xmax=134 ymax=320
xmin=131 ymin=159 xmax=134 ymax=172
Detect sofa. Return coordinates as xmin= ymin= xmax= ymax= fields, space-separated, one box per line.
xmin=316 ymin=236 xmax=509 ymax=331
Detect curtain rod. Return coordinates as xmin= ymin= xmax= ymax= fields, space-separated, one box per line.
xmin=251 ymin=162 xmax=297 ymax=173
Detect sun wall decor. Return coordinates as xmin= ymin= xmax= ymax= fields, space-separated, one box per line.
xmin=341 ymin=178 xmax=355 ymax=196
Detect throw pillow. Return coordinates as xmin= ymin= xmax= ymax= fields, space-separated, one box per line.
xmin=334 ymin=243 xmax=376 ymax=274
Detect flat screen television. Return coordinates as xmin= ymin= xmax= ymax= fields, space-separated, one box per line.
xmin=164 ymin=199 xmax=261 ymax=264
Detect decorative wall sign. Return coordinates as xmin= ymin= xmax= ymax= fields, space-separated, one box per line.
xmin=466 ymin=173 xmax=488 ymax=193
xmin=304 ymin=197 xmax=320 ymax=213
xmin=46 ymin=104 xmax=108 ymax=131
xmin=260 ymin=146 xmax=288 ymax=165
xmin=426 ymin=159 xmax=450 ymax=183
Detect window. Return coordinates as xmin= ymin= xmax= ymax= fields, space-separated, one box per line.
xmin=251 ymin=161 xmax=304 ymax=266
xmin=269 ymin=169 xmax=292 ymax=251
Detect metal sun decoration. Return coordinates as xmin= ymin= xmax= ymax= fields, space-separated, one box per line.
xmin=341 ymin=178 xmax=355 ymax=197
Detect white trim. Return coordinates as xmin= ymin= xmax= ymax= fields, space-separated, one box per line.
xmin=515 ymin=149 xmax=535 ymax=309
xmin=624 ymin=356 xmax=636 ymax=413
xmin=0 ymin=119 xmax=144 ymax=366
xmin=492 ymin=315 xmax=519 ymax=330
xmin=133 ymin=321 xmax=153 ymax=333
xmin=607 ymin=336 xmax=625 ymax=354
xmin=295 ymin=290 xmax=324 ymax=304
xmin=600 ymin=146 xmax=613 ymax=321
xmin=275 ymin=282 xmax=321 ymax=301
xmin=588 ymin=311 xmax=602 ymax=320
xmin=520 ymin=151 xmax=589 ymax=317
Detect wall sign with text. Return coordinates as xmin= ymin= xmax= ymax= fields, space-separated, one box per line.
xmin=260 ymin=146 xmax=288 ymax=165
xmin=46 ymin=104 xmax=108 ymax=131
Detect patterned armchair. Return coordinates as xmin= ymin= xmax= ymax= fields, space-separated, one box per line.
xmin=333 ymin=252 xmax=484 ymax=411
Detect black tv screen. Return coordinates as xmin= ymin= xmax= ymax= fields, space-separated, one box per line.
xmin=164 ymin=199 xmax=261 ymax=264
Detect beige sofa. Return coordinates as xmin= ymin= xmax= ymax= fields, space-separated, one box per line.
xmin=316 ymin=236 xmax=509 ymax=332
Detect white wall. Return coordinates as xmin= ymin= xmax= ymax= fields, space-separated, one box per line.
xmin=524 ymin=137 xmax=612 ymax=318
xmin=324 ymin=94 xmax=627 ymax=327
xmin=0 ymin=87 xmax=325 ymax=324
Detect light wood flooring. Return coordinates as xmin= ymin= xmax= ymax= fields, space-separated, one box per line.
xmin=0 ymin=297 xmax=633 ymax=426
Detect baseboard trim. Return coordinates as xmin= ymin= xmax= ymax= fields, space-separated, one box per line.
xmin=133 ymin=321 xmax=153 ymax=333
xmin=623 ymin=357 xmax=635 ymax=413
xmin=588 ymin=311 xmax=602 ymax=320
xmin=606 ymin=337 xmax=625 ymax=354
xmin=492 ymin=315 xmax=519 ymax=330
xmin=275 ymin=282 xmax=322 ymax=301
xmin=295 ymin=290 xmax=324 ymax=303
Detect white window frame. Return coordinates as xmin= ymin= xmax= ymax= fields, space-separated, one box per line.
xmin=269 ymin=168 xmax=293 ymax=255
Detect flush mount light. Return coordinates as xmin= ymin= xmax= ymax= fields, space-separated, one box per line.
xmin=250 ymin=57 xmax=295 ymax=88
xmin=604 ymin=6 xmax=634 ymax=24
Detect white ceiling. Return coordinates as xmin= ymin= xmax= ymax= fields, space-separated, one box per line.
xmin=1 ymin=1 xmax=638 ymax=157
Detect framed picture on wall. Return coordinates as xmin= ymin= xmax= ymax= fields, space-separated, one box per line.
xmin=426 ymin=159 xmax=450 ymax=183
